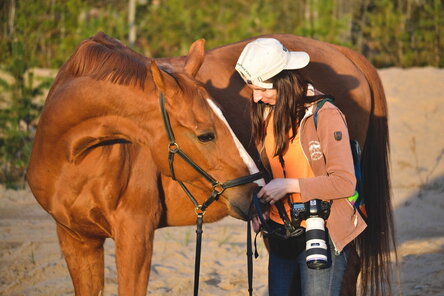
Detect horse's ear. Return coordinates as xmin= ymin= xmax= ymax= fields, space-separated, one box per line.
xmin=184 ymin=39 xmax=205 ymax=78
xmin=150 ymin=60 xmax=176 ymax=95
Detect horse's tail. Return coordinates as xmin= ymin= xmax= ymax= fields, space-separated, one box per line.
xmin=330 ymin=44 xmax=396 ymax=296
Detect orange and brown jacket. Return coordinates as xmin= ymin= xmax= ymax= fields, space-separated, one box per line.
xmin=261 ymin=101 xmax=367 ymax=253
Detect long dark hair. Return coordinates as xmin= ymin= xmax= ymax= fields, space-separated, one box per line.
xmin=250 ymin=70 xmax=317 ymax=156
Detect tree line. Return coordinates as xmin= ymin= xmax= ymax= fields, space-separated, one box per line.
xmin=0 ymin=0 xmax=443 ymax=187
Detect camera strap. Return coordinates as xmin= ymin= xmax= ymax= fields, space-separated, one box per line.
xmin=252 ymin=192 xmax=302 ymax=240
xmin=276 ymin=154 xmax=304 ymax=237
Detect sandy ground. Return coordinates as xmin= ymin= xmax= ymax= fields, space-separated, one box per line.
xmin=1 ymin=67 xmax=443 ymax=295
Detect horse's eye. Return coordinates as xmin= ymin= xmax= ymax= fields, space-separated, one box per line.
xmin=197 ymin=132 xmax=215 ymax=142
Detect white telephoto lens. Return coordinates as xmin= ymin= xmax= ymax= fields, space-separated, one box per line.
xmin=305 ymin=217 xmax=324 ymax=231
xmin=305 ymin=217 xmax=328 ymax=269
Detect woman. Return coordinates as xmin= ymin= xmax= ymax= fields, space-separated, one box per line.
xmin=235 ymin=38 xmax=367 ymax=296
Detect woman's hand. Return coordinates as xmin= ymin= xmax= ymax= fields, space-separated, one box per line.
xmin=257 ymin=178 xmax=300 ymax=205
xmin=251 ymin=208 xmax=269 ymax=233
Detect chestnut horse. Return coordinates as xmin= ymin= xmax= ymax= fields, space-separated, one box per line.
xmin=28 ymin=33 xmax=395 ymax=295
xmin=160 ymin=35 xmax=395 ymax=295
xmin=27 ymin=33 xmax=263 ymax=295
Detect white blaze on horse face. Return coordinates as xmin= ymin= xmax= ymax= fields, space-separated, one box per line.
xmin=206 ymin=99 xmax=265 ymax=186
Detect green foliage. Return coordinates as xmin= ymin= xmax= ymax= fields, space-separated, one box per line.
xmin=136 ymin=0 xmax=257 ymax=57
xmin=0 ymin=0 xmax=442 ymax=187
xmin=0 ymin=67 xmax=52 ymax=189
xmin=358 ymin=0 xmax=443 ymax=68
xmin=135 ymin=0 xmax=354 ymax=57
xmin=0 ymin=6 xmax=55 ymax=187
xmin=2 ymin=0 xmax=442 ymax=67
xmin=404 ymin=0 xmax=443 ymax=67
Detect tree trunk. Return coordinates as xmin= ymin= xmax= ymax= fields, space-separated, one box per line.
xmin=128 ymin=0 xmax=136 ymax=47
xmin=8 ymin=0 xmax=15 ymax=37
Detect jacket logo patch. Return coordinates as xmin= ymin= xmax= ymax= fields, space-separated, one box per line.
xmin=334 ymin=131 xmax=342 ymax=141
xmin=308 ymin=140 xmax=323 ymax=160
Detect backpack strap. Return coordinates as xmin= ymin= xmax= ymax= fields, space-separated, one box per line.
xmin=313 ymin=97 xmax=334 ymax=129
xmin=350 ymin=139 xmax=366 ymax=217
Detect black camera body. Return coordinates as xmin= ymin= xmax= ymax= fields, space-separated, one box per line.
xmin=290 ymin=199 xmax=331 ymax=270
xmin=290 ymin=199 xmax=331 ymax=221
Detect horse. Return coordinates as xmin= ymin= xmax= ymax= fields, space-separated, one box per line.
xmin=26 ymin=32 xmax=263 ymax=296
xmin=28 ymin=32 xmax=395 ymax=295
xmin=159 ymin=34 xmax=395 ymax=295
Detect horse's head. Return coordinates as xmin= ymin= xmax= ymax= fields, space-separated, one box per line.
xmin=149 ymin=40 xmax=263 ymax=220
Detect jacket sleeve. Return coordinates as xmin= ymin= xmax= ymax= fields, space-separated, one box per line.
xmin=299 ymin=106 xmax=356 ymax=201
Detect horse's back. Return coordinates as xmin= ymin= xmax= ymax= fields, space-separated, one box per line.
xmin=198 ymin=34 xmax=374 ymax=148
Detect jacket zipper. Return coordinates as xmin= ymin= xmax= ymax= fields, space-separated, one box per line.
xmin=333 ymin=201 xmax=358 ymax=255
xmin=332 ymin=240 xmax=341 ymax=255
xmin=347 ymin=199 xmax=359 ymax=227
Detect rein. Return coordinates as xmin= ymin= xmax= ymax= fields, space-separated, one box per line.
xmin=159 ymin=93 xmax=263 ymax=296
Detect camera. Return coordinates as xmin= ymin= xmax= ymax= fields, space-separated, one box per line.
xmin=291 ymin=199 xmax=331 ymax=269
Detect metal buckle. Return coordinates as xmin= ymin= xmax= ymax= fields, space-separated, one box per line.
xmin=194 ymin=205 xmax=206 ymax=216
xmin=168 ymin=142 xmax=180 ymax=153
xmin=212 ymin=182 xmax=225 ymax=195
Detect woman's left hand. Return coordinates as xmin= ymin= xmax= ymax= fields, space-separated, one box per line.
xmin=257 ymin=178 xmax=300 ymax=205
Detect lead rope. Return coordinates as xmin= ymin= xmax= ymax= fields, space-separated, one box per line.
xmin=194 ymin=212 xmax=204 ymax=296
xmin=246 ymin=188 xmax=265 ymax=296
xmin=247 ymin=186 xmax=262 ymax=296
xmin=246 ymin=218 xmax=253 ymax=296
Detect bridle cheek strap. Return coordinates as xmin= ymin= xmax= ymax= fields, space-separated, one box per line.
xmin=160 ymin=92 xmax=263 ymax=211
xmin=159 ymin=93 xmax=263 ymax=296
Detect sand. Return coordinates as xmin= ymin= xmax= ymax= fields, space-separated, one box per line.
xmin=1 ymin=67 xmax=443 ymax=295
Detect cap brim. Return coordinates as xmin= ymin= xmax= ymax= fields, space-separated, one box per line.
xmin=285 ymin=51 xmax=310 ymax=70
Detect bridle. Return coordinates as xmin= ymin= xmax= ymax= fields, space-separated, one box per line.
xmin=160 ymin=93 xmax=263 ymax=213
xmin=159 ymin=93 xmax=263 ymax=296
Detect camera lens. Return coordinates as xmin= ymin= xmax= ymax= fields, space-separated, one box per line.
xmin=305 ymin=217 xmax=328 ymax=269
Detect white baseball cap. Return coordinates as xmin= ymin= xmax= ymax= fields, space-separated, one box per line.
xmin=235 ymin=38 xmax=310 ymax=89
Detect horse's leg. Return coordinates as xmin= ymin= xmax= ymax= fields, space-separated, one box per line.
xmin=56 ymin=224 xmax=105 ymax=296
xmin=114 ymin=218 xmax=155 ymax=296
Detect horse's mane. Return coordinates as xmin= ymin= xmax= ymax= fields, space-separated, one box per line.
xmin=57 ymin=32 xmax=148 ymax=90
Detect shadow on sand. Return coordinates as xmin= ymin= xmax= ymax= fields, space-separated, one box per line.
xmin=392 ymin=174 xmax=444 ymax=295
